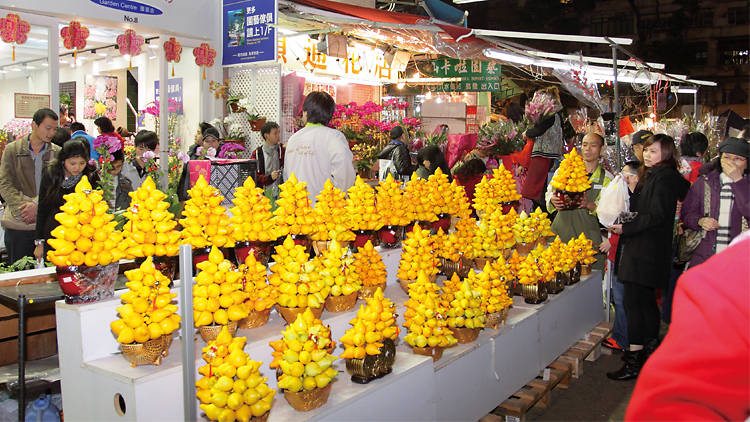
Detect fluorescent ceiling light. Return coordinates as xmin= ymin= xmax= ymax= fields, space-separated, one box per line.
xmin=404 ymin=77 xmax=461 ymax=83
xmin=672 ymin=87 xmax=698 ymax=94
xmin=10 ymin=66 xmax=22 ymax=71
xmin=453 ymin=0 xmax=488 ymax=3
xmin=483 ymin=48 xmax=536 ymax=66
xmin=0 ymin=69 xmax=7 ymax=74
xmin=476 ymin=29 xmax=632 ymax=45
xmin=525 ymin=51 xmax=665 ymax=70
xmin=40 ymin=62 xmax=48 ymax=67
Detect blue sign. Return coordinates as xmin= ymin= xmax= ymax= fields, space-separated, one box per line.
xmin=154 ymin=78 xmax=183 ymax=115
xmin=90 ymin=0 xmax=163 ymax=15
xmin=222 ymin=0 xmax=277 ymax=65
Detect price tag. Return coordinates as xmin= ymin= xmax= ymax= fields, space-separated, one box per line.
xmin=543 ymin=368 xmax=551 ymax=381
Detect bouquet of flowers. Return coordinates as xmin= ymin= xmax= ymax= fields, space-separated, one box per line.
xmin=217 ymin=142 xmax=244 ymax=159
xmin=93 ymin=134 xmax=123 ymax=207
xmin=477 ymin=120 xmax=527 ymax=156
xmin=2 ymin=118 xmax=31 ymax=140
xmin=525 ymin=91 xmax=561 ymax=124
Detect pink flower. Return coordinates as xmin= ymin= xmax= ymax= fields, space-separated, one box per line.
xmin=177 ymin=151 xmax=189 ymax=163
xmin=142 ymin=150 xmax=156 ymax=160
xmin=206 ymin=147 xmax=216 ymax=158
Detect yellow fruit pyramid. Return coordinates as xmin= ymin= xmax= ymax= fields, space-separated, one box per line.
xmin=547 ymin=237 xmax=576 ymax=273
xmin=269 ymin=236 xmax=329 ymax=309
xmin=550 ymin=148 xmax=592 ymax=192
xmin=346 ymin=176 xmax=382 ymax=231
xmin=375 ymin=174 xmax=410 ymax=226
xmin=447 ymin=180 xmax=472 ymax=219
xmin=425 ymin=168 xmax=452 ymax=216
xmin=404 ymin=173 xmax=437 ymax=222
xmin=269 ymin=309 xmax=338 ymax=393
xmin=180 ymin=176 xmax=233 ymax=248
xmin=197 ymin=327 xmax=275 ymax=422
xmin=397 ymin=224 xmax=438 ymax=281
xmin=311 ymin=180 xmax=354 ymax=241
xmin=403 ymin=272 xmax=457 ymax=349
xmin=513 ymin=209 xmax=549 ymax=245
xmin=193 ymin=247 xmax=249 ymax=327
xmin=351 ymin=240 xmax=386 ymax=288
xmin=317 ymin=240 xmax=360 ymax=297
xmin=433 ymin=228 xmax=458 ymax=262
xmin=239 ymin=253 xmax=277 ymax=314
xmin=47 ymin=176 xmax=123 ymax=267
xmin=473 ymin=261 xmax=513 ymax=315
xmin=339 ymin=287 xmax=399 ymax=359
xmin=570 ymin=233 xmax=597 ymax=266
xmin=119 ymin=177 xmax=180 ymax=259
xmin=517 ymin=249 xmax=548 ymax=285
xmin=443 ymin=274 xmax=485 ymax=330
xmin=110 ymin=257 xmax=180 ymax=344
xmin=229 ymin=177 xmax=278 ymax=243
xmin=272 ymin=173 xmax=316 ymax=237
xmin=473 ymin=166 xmax=521 ymax=216
xmin=532 ymin=245 xmax=556 ymax=282
xmin=484 ymin=208 xmax=517 ymax=250
xmin=452 ymin=216 xmax=477 ymax=258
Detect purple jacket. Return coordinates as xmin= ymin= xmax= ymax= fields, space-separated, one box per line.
xmin=681 ymin=161 xmax=750 ymax=267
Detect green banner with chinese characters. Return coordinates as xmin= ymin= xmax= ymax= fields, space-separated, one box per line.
xmin=432 ymin=58 xmax=502 ymax=92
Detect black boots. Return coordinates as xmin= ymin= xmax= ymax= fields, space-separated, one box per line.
xmin=606 ymin=350 xmax=643 ymax=381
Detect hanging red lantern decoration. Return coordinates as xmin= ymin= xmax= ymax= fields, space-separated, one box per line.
xmin=193 ymin=42 xmax=216 ymax=80
xmin=60 ymin=21 xmax=89 ymax=64
xmin=116 ymin=29 xmax=144 ymax=69
xmin=163 ymin=37 xmax=182 ymax=77
xmin=0 ymin=13 xmax=30 ymax=61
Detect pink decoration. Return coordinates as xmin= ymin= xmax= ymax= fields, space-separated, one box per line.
xmin=163 ymin=37 xmax=181 ymax=76
xmin=116 ymin=29 xmax=144 ymax=69
xmin=193 ymin=42 xmax=216 ymax=79
xmin=0 ymin=13 xmax=30 ymax=61
xmin=60 ymin=21 xmax=89 ymax=64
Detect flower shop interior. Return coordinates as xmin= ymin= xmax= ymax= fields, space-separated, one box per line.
xmin=0 ymin=0 xmax=728 ymax=421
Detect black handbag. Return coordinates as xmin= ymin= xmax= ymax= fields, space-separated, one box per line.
xmin=674 ymin=180 xmax=710 ymax=265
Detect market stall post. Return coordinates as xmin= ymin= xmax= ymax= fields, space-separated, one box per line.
xmin=611 ymin=42 xmax=621 ymax=171
xmin=158 ymin=35 xmax=169 ymax=191
xmin=47 ymin=20 xmax=59 ymax=115
xmin=178 ymin=244 xmax=196 ymax=422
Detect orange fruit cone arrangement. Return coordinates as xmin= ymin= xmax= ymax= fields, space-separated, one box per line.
xmin=197 ymin=327 xmax=275 ymax=422
xmin=47 ymin=176 xmax=123 ymax=267
xmin=451 ymin=216 xmax=477 ymax=258
xmin=447 ymin=180 xmax=472 ymax=219
xmin=346 ymin=176 xmax=383 ymax=232
xmin=339 ymin=287 xmax=399 ymax=359
xmin=425 ymin=168 xmax=452 ymax=216
xmin=472 ymin=261 xmax=513 ymax=315
xmin=193 ymin=247 xmax=249 ymax=327
xmin=351 ymin=240 xmax=386 ymax=287
xmin=397 ymin=224 xmax=438 ymax=281
xmin=110 ymin=257 xmax=180 ymax=344
xmin=442 ymin=274 xmax=485 ymax=330
xmin=119 ymin=177 xmax=180 ymax=259
xmin=239 ymin=253 xmax=277 ymax=314
xmin=547 ymin=237 xmax=576 ymax=273
xmin=404 ymin=172 xmax=437 ymax=222
xmin=403 ymin=272 xmax=457 ymax=349
xmin=550 ymin=149 xmax=591 ymax=192
xmin=270 ymin=309 xmax=338 ymax=392
xmin=375 ymin=174 xmax=410 ymax=226
xmin=317 ymin=239 xmax=360 ymax=297
xmin=311 ymin=180 xmax=354 ymax=242
xmin=513 ymin=209 xmax=552 ymax=245
xmin=272 ymin=173 xmax=316 ymax=238
xmin=229 ymin=177 xmax=278 ymax=243
xmin=180 ymin=176 xmax=233 ymax=249
xmin=433 ymin=228 xmax=459 ymax=262
xmin=473 ymin=166 xmax=521 ymax=215
xmin=570 ymin=233 xmax=597 ymax=266
xmin=269 ymin=236 xmax=328 ymax=309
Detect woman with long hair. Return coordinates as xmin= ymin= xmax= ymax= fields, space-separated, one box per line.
xmin=416 ymin=145 xmax=451 ymax=180
xmin=33 ymin=138 xmax=100 ymax=260
xmin=607 ymin=134 xmax=690 ymax=381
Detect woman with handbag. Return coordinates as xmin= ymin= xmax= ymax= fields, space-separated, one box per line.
xmin=607 ymin=134 xmax=690 ymax=381
xmin=680 ymin=137 xmax=749 ymax=268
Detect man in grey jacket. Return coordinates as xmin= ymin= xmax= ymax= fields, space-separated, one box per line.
xmin=0 ymin=108 xmax=60 ymax=263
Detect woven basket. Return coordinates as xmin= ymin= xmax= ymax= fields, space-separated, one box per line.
xmin=412 ymin=346 xmax=443 ymax=362
xmin=581 ymin=264 xmax=592 ymax=276
xmin=276 ymin=305 xmax=324 ymax=325
xmin=121 ymin=333 xmax=173 ymax=367
xmin=515 ymin=242 xmax=535 ymax=256
xmin=522 ymin=282 xmax=548 ymax=304
xmin=249 ymin=412 xmax=269 ymax=422
xmin=324 ymin=293 xmax=358 ymax=313
xmin=198 ymin=321 xmax=237 ymax=343
xmin=451 ymin=326 xmax=481 ymax=344
xmin=284 ymin=383 xmax=333 ymax=411
xmin=485 ymin=307 xmax=509 ymax=330
xmin=238 ymin=308 xmax=272 ymax=329
xmin=359 ymin=283 xmax=386 ymax=299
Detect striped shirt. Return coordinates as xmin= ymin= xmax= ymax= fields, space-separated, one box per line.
xmin=716 ymin=173 xmax=734 ymax=253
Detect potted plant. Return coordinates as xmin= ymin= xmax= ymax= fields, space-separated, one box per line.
xmin=226 ymin=95 xmax=244 ymax=113
xmin=247 ymin=111 xmax=267 ymax=131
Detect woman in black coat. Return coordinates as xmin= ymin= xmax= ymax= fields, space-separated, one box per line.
xmin=607 ymin=134 xmax=690 ymax=381
xmin=378 ymin=126 xmax=413 ymax=180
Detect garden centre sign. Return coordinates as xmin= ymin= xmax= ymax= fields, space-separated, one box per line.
xmin=432 ymin=58 xmax=502 ymax=92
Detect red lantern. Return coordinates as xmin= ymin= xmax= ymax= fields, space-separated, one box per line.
xmin=193 ymin=42 xmax=216 ymax=80
xmin=163 ymin=37 xmax=182 ymax=77
xmin=116 ymin=29 xmax=144 ymax=69
xmin=60 ymin=21 xmax=89 ymax=64
xmin=0 ymin=13 xmax=30 ymax=61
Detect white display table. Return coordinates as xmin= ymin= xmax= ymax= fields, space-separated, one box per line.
xmin=56 ymin=247 xmax=603 ymax=421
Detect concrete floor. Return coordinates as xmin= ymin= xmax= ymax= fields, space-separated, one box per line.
xmin=526 ymin=348 xmax=637 ymax=421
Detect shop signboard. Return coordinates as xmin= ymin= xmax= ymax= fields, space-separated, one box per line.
xmin=14 ymin=93 xmax=50 ymax=118
xmin=223 ymin=0 xmax=277 ymax=65
xmin=154 ymin=78 xmax=184 ymax=115
xmin=432 ymin=58 xmax=502 ymax=92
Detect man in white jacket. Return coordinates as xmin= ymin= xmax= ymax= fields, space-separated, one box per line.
xmin=283 ymin=91 xmax=355 ymax=201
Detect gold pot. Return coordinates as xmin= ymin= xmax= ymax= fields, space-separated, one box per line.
xmin=412 ymin=345 xmax=443 ymax=362
xmin=547 ymin=272 xmax=566 ymax=294
xmin=324 ymin=293 xmax=358 ymax=312
xmin=451 ymin=326 xmax=481 ymax=343
xmin=238 ymin=308 xmax=272 ymax=329
xmin=581 ymin=263 xmax=592 ymax=276
xmin=283 ymin=383 xmax=333 ymax=412
xmin=521 ymin=282 xmax=548 ymax=304
xmin=198 ymin=321 xmax=238 ymax=343
xmin=345 ymin=338 xmax=396 ymax=384
xmin=515 ymin=242 xmax=535 ymax=256
xmin=121 ymin=332 xmax=173 ymax=367
xmin=359 ymin=283 xmax=386 ymax=299
xmin=441 ymin=257 xmax=472 ymax=279
xmin=276 ymin=305 xmax=324 ymax=324
xmin=485 ymin=307 xmax=510 ymax=330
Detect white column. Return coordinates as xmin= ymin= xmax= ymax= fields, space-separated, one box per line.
xmin=158 ymin=35 xmax=169 ymax=191
xmin=48 ymin=24 xmax=59 ymax=115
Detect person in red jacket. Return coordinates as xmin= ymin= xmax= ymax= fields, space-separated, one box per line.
xmin=625 ymin=234 xmax=750 ymax=421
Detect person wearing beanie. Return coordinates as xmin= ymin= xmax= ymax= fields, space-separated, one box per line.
xmin=630 ymin=130 xmax=653 ymax=162
xmin=680 ymin=132 xmax=709 ymax=183
xmin=681 ymin=137 xmax=749 ymax=268
xmin=377 ymin=125 xmax=414 ymax=181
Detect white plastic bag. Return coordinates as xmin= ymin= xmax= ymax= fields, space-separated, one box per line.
xmin=596 ymin=174 xmax=629 ymax=227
